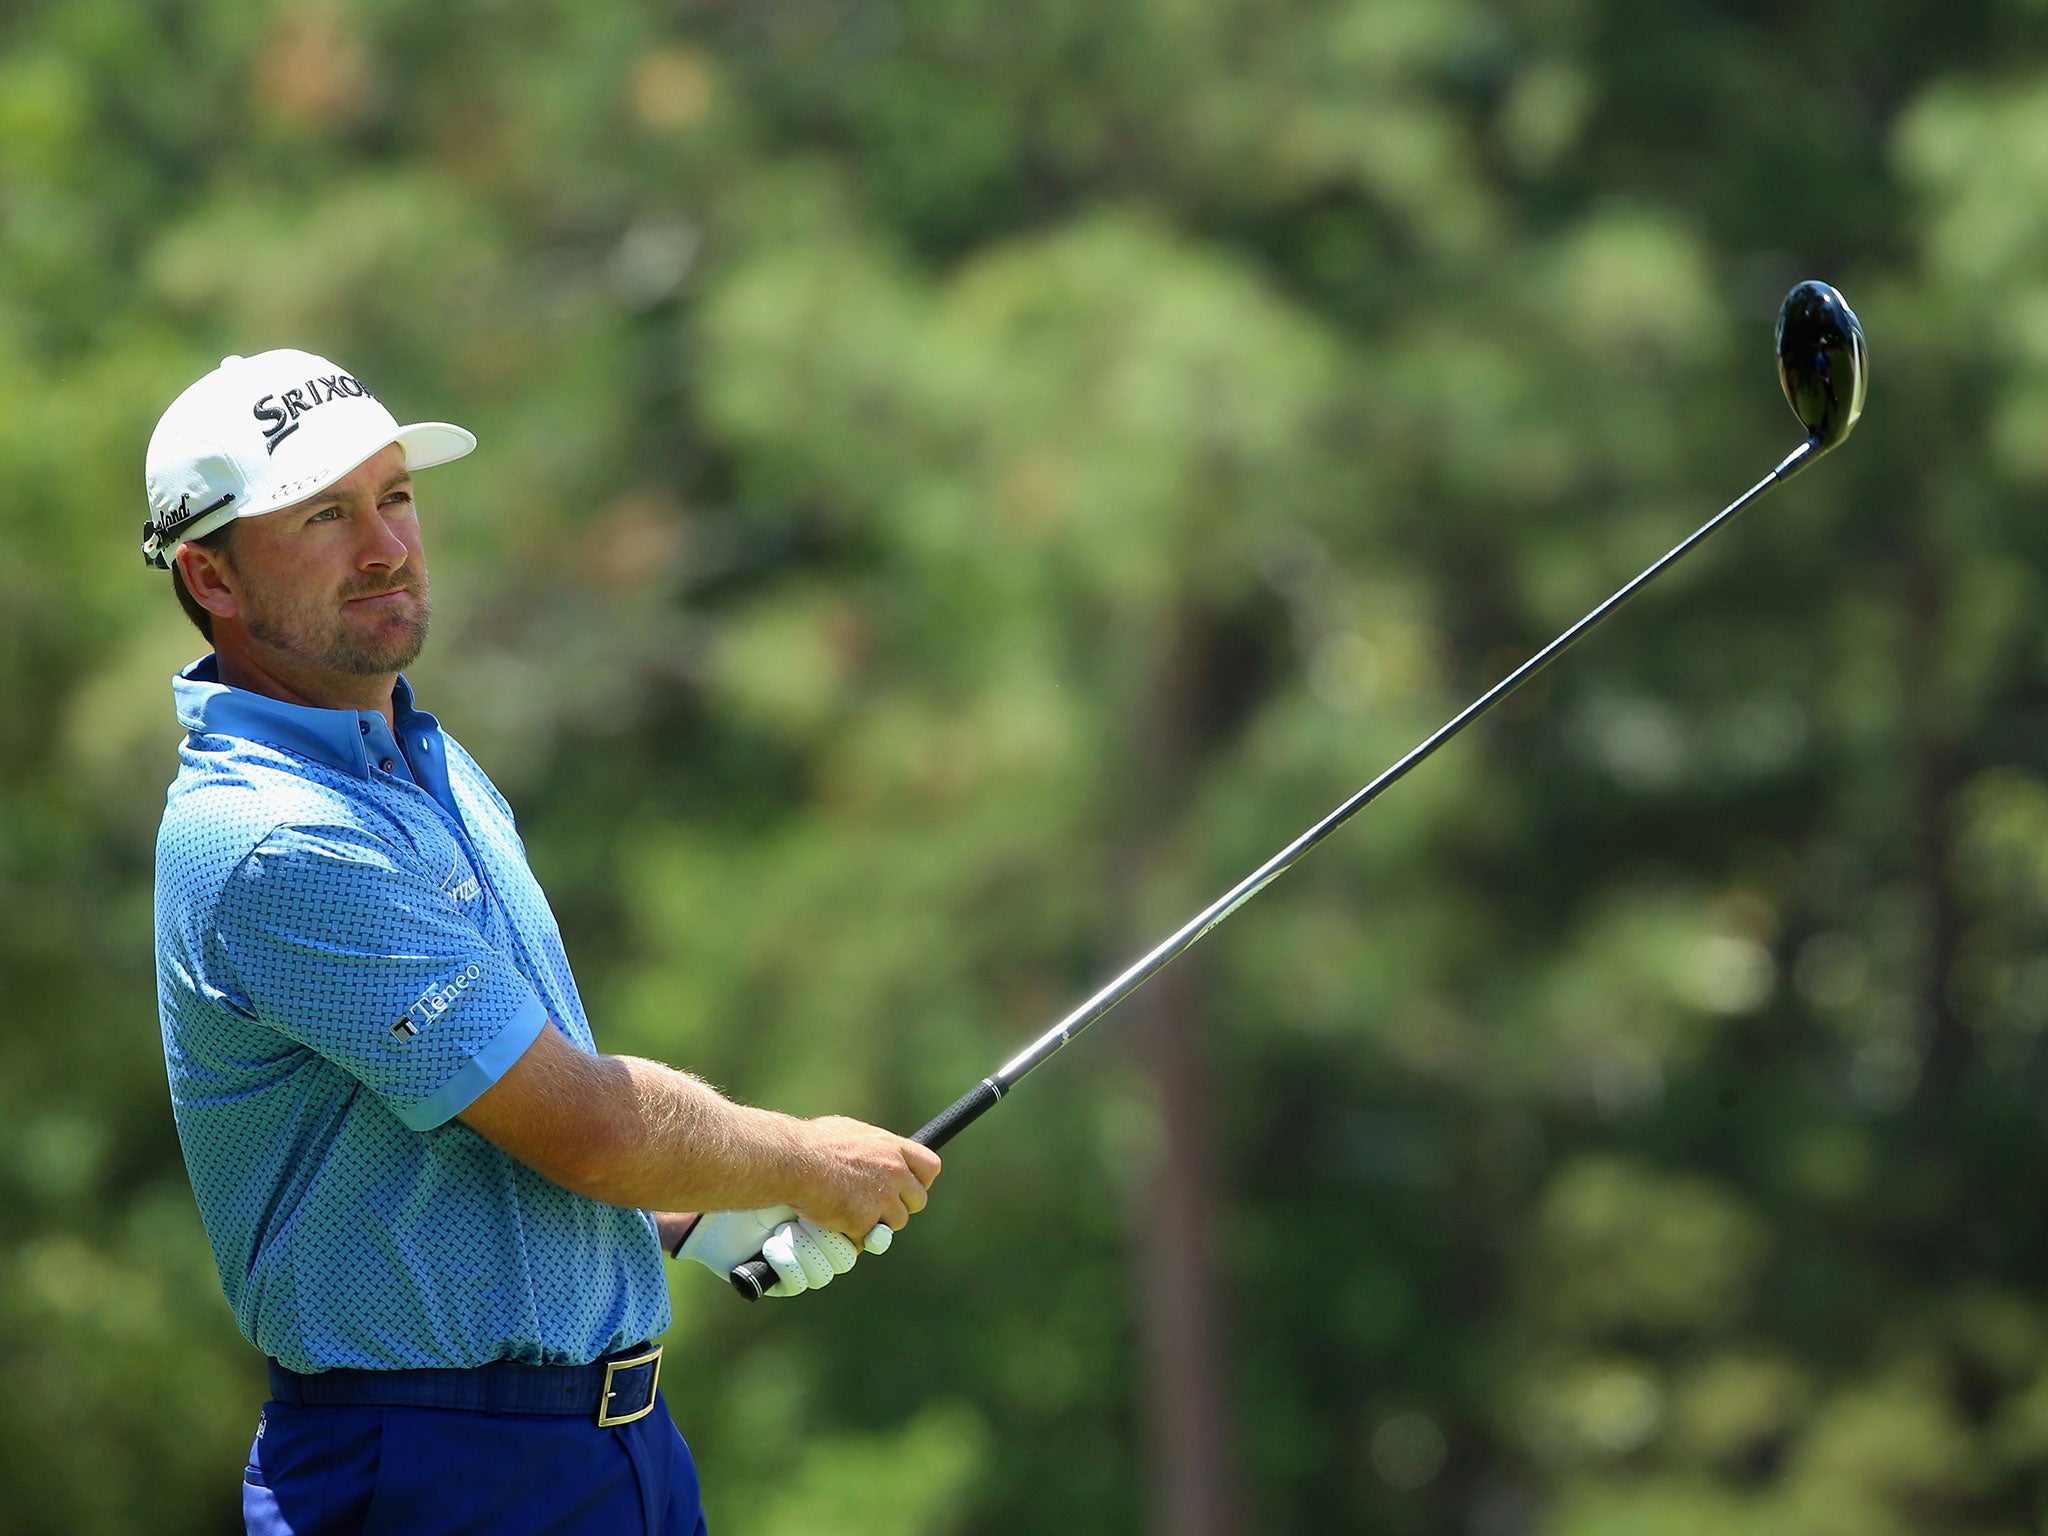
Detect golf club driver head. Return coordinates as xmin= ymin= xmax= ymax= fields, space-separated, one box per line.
xmin=1777 ymin=280 xmax=1867 ymax=453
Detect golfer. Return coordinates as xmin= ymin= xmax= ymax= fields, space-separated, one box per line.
xmin=146 ymin=349 xmax=941 ymax=1534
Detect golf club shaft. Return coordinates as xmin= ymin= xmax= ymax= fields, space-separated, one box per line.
xmin=731 ymin=436 xmax=1817 ymax=1299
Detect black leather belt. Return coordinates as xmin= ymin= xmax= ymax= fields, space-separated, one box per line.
xmin=267 ymin=1342 xmax=663 ymax=1427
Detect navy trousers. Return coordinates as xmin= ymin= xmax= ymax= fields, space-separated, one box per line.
xmin=242 ymin=1390 xmax=707 ymax=1534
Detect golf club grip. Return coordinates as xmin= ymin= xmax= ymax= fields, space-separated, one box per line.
xmin=910 ymin=1076 xmax=1006 ymax=1150
xmin=728 ymin=1078 xmax=1006 ymax=1300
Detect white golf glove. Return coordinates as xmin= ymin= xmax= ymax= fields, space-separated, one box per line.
xmin=675 ymin=1206 xmax=889 ymax=1297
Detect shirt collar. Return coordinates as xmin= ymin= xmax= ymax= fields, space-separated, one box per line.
xmin=173 ymin=654 xmax=440 ymax=780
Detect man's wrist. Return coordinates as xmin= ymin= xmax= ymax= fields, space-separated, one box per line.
xmin=745 ymin=1105 xmax=824 ymax=1212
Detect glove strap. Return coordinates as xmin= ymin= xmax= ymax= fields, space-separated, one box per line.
xmin=667 ymin=1213 xmax=702 ymax=1259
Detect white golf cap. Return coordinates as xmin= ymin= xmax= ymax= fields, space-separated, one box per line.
xmin=142 ymin=348 xmax=476 ymax=568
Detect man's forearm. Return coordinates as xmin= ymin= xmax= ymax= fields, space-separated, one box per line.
xmin=459 ymin=1025 xmax=821 ymax=1215
xmin=458 ymin=1019 xmax=938 ymax=1239
xmin=575 ymin=1053 xmax=821 ymax=1214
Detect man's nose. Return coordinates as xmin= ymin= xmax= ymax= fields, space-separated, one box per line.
xmin=355 ymin=510 xmax=410 ymax=570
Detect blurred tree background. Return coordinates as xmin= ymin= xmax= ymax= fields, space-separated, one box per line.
xmin=9 ymin=0 xmax=2048 ymax=1531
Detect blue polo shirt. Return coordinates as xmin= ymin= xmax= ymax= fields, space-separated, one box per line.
xmin=155 ymin=656 xmax=670 ymax=1373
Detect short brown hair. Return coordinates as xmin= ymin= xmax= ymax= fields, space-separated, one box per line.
xmin=170 ymin=521 xmax=237 ymax=641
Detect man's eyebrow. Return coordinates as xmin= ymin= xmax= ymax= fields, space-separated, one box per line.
xmin=288 ymin=471 xmax=411 ymax=517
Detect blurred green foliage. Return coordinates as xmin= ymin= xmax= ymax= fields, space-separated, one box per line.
xmin=10 ymin=0 xmax=2048 ymax=1532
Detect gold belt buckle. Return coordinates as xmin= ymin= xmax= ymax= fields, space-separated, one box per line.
xmin=596 ymin=1345 xmax=662 ymax=1427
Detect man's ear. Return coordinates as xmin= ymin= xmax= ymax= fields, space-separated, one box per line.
xmin=175 ymin=541 xmax=239 ymax=620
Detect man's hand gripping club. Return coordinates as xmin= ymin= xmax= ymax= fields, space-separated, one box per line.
xmin=669 ymin=1117 xmax=940 ymax=1297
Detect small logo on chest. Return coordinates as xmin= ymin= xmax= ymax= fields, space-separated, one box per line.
xmin=437 ymin=843 xmax=482 ymax=905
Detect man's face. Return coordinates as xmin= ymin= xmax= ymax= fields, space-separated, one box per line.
xmin=212 ymin=442 xmax=432 ymax=678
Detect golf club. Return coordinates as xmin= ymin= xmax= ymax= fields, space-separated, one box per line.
xmin=731 ymin=278 xmax=1868 ymax=1300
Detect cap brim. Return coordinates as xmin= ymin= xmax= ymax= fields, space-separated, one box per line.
xmin=230 ymin=420 xmax=479 ymax=521
xmin=393 ymin=421 xmax=478 ymax=473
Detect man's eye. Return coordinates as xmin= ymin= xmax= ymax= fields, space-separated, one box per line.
xmin=307 ymin=507 xmax=340 ymax=523
xmin=384 ymin=490 xmax=414 ymax=509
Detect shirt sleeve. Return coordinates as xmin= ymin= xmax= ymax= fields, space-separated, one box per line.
xmin=213 ymin=822 xmax=549 ymax=1131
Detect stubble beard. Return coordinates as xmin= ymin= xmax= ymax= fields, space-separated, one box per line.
xmin=242 ymin=570 xmax=433 ymax=677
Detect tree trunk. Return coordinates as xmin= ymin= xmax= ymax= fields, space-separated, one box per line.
xmin=1132 ymin=961 xmax=1238 ymax=1536
xmin=1126 ymin=603 xmax=1241 ymax=1536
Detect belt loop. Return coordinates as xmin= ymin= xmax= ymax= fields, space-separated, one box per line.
xmin=267 ymin=1361 xmax=305 ymax=1406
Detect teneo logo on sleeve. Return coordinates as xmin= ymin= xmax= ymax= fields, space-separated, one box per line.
xmin=390 ymin=963 xmax=484 ymax=1041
